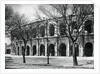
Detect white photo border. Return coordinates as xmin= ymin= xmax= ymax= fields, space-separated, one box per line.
xmin=0 ymin=0 xmax=100 ymax=74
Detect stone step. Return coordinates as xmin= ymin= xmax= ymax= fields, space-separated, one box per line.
xmin=5 ymin=56 xmax=13 ymax=62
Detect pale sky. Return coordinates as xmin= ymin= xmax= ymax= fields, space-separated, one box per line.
xmin=8 ymin=4 xmax=72 ymax=21
xmin=9 ymin=4 xmax=40 ymax=22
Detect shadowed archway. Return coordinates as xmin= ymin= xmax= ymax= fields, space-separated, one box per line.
xmin=40 ymin=44 xmax=45 ymax=56
xmin=59 ymin=43 xmax=66 ymax=56
xmin=85 ymin=20 xmax=93 ymax=33
xmin=49 ymin=44 xmax=55 ymax=56
xmin=33 ymin=45 xmax=36 ymax=56
xmin=49 ymin=24 xmax=55 ymax=36
xmin=27 ymin=46 xmax=30 ymax=56
xmin=59 ymin=23 xmax=66 ymax=35
xmin=18 ymin=47 xmax=19 ymax=55
xmin=6 ymin=49 xmax=11 ymax=54
xmin=84 ymin=42 xmax=93 ymax=56
xmin=40 ymin=26 xmax=45 ymax=37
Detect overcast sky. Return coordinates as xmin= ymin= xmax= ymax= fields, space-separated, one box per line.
xmin=8 ymin=4 xmax=40 ymax=22
xmin=7 ymin=4 xmax=72 ymax=21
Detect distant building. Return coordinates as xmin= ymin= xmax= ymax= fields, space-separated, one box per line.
xmin=5 ymin=43 xmax=11 ymax=54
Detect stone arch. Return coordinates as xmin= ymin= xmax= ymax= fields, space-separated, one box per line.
xmin=33 ymin=45 xmax=36 ymax=56
xmin=49 ymin=24 xmax=55 ymax=36
xmin=59 ymin=43 xmax=66 ymax=56
xmin=59 ymin=23 xmax=66 ymax=35
xmin=84 ymin=20 xmax=93 ymax=33
xmin=84 ymin=42 xmax=93 ymax=56
xmin=40 ymin=26 xmax=45 ymax=37
xmin=48 ymin=44 xmax=55 ymax=56
xmin=27 ymin=46 xmax=30 ymax=56
xmin=40 ymin=44 xmax=45 ymax=56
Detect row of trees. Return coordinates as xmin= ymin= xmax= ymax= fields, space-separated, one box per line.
xmin=5 ymin=4 xmax=94 ymax=66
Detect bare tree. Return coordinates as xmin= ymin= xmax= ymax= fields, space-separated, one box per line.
xmin=34 ymin=10 xmax=51 ymax=64
xmin=5 ymin=5 xmax=14 ymax=37
xmin=5 ymin=11 xmax=31 ymax=63
xmin=5 ymin=5 xmax=14 ymax=20
xmin=38 ymin=4 xmax=94 ymax=66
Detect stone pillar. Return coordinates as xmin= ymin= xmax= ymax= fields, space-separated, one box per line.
xmin=45 ymin=27 xmax=47 ymax=37
xmin=66 ymin=41 xmax=69 ymax=57
xmin=30 ymin=45 xmax=32 ymax=56
xmin=79 ymin=44 xmax=83 ymax=57
xmin=19 ymin=46 xmax=21 ymax=55
xmin=55 ymin=42 xmax=57 ymax=56
xmin=47 ymin=24 xmax=50 ymax=36
xmin=54 ymin=25 xmax=57 ymax=36
xmin=30 ymin=41 xmax=33 ymax=56
xmin=36 ymin=41 xmax=39 ymax=56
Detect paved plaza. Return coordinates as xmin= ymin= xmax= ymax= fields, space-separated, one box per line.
xmin=5 ymin=55 xmax=94 ymax=69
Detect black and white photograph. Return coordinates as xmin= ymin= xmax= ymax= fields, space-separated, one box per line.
xmin=5 ymin=3 xmax=94 ymax=69
xmin=0 ymin=0 xmax=100 ymax=74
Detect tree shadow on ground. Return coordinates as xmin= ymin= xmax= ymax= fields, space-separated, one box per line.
xmin=78 ymin=61 xmax=94 ymax=66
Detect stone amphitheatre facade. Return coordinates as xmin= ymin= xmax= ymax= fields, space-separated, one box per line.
xmin=10 ymin=14 xmax=94 ymax=57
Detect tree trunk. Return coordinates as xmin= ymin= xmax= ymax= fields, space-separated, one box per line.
xmin=22 ymin=43 xmax=26 ymax=63
xmin=72 ymin=42 xmax=78 ymax=66
xmin=23 ymin=51 xmax=26 ymax=63
xmin=47 ymin=38 xmax=49 ymax=64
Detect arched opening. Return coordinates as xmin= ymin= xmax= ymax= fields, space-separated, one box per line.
xmin=59 ymin=23 xmax=66 ymax=35
xmin=6 ymin=49 xmax=11 ymax=54
xmin=18 ymin=47 xmax=19 ymax=55
xmin=33 ymin=45 xmax=36 ymax=56
xmin=32 ymin=28 xmax=36 ymax=38
xmin=40 ymin=26 xmax=45 ymax=37
xmin=84 ymin=42 xmax=93 ymax=56
xmin=49 ymin=44 xmax=55 ymax=56
xmin=27 ymin=46 xmax=30 ymax=56
xmin=40 ymin=44 xmax=45 ymax=56
xmin=84 ymin=20 xmax=93 ymax=33
xmin=59 ymin=43 xmax=66 ymax=56
xmin=49 ymin=24 xmax=55 ymax=36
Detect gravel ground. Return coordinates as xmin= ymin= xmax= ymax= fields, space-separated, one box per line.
xmin=5 ymin=55 xmax=94 ymax=69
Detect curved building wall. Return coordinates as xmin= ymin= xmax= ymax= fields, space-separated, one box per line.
xmin=11 ymin=17 xmax=94 ymax=57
